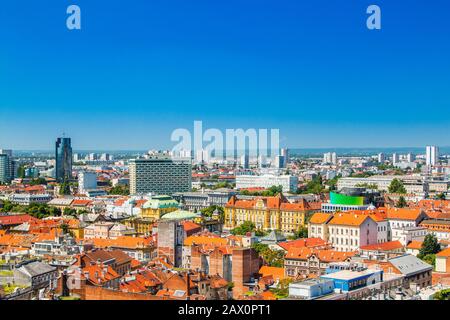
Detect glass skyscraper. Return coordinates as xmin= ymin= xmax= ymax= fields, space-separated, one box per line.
xmin=55 ymin=137 xmax=73 ymax=182
xmin=0 ymin=150 xmax=14 ymax=184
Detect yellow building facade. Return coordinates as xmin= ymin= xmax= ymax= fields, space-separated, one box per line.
xmin=224 ymin=195 xmax=320 ymax=233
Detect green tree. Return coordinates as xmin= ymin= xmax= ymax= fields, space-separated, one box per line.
xmin=231 ymin=221 xmax=266 ymax=236
xmin=30 ymin=177 xmax=47 ymax=185
xmin=388 ymin=178 xmax=407 ymax=194
xmin=251 ymin=243 xmax=284 ymax=267
xmin=436 ymin=193 xmax=446 ymax=200
xmin=17 ymin=165 xmax=26 ymax=179
xmin=270 ymin=278 xmax=292 ymax=299
xmin=396 ymin=196 xmax=407 ymax=208
xmin=200 ymin=205 xmax=224 ymax=221
xmin=434 ymin=289 xmax=450 ymax=300
xmin=288 ymin=226 xmax=308 ymax=240
xmin=418 ymin=234 xmax=441 ymax=259
xmin=59 ymin=179 xmax=71 ymax=195
xmin=108 ymin=185 xmax=130 ymax=196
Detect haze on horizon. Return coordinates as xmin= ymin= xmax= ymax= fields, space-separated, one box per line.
xmin=1 ymin=1 xmax=449 ymax=150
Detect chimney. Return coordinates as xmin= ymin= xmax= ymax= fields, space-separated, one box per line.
xmin=185 ymin=272 xmax=191 ymax=297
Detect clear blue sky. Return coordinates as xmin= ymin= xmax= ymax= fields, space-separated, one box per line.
xmin=1 ymin=0 xmax=449 ymax=150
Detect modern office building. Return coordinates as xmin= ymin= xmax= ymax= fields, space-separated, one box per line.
xmin=0 ymin=150 xmax=14 ymax=184
xmin=129 ymin=157 xmax=192 ymax=195
xmin=273 ymin=155 xmax=286 ymax=169
xmin=281 ymin=148 xmax=289 ymax=165
xmin=337 ymin=175 xmax=430 ymax=194
xmin=240 ymin=154 xmax=249 ymax=169
xmin=236 ymin=173 xmax=298 ymax=192
xmin=0 ymin=154 xmax=10 ymax=184
xmin=78 ymin=171 xmax=98 ymax=195
xmin=55 ymin=137 xmax=73 ymax=182
xmin=377 ymin=152 xmax=386 ymax=163
xmin=426 ymin=145 xmax=439 ymax=166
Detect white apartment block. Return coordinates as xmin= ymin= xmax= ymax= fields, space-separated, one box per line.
xmin=391 ymin=226 xmax=427 ymax=246
xmin=236 ymin=174 xmax=298 ymax=192
xmin=426 ymin=145 xmax=439 ymax=166
xmin=78 ymin=171 xmax=97 ymax=195
xmin=327 ymin=214 xmax=378 ymax=252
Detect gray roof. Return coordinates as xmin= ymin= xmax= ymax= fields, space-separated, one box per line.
xmin=18 ymin=261 xmax=56 ymax=277
xmin=260 ymin=230 xmax=287 ymax=242
xmin=388 ymin=254 xmax=432 ymax=277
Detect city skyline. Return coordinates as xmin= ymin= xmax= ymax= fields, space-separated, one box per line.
xmin=1 ymin=0 xmax=450 ymax=149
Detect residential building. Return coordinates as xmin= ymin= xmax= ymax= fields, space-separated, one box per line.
xmin=426 ymin=145 xmax=439 ymax=166
xmin=284 ymin=247 xmax=355 ymax=277
xmin=78 ymin=171 xmax=97 ymax=195
xmin=388 ymin=254 xmax=432 ymax=289
xmin=327 ymin=213 xmax=378 ymax=252
xmin=435 ymin=248 xmax=450 ymax=273
xmin=13 ymin=261 xmax=58 ymax=292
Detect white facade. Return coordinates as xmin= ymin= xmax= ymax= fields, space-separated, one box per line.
xmin=323 ymin=152 xmax=337 ymax=165
xmin=78 ymin=171 xmax=97 ymax=195
xmin=236 ymin=174 xmax=298 ymax=192
xmin=391 ymin=226 xmax=427 ymax=246
xmin=328 ymin=217 xmax=378 ymax=252
xmin=426 ymin=146 xmax=439 ymax=166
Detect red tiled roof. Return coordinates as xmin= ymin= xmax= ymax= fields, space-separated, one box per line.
xmin=278 ymin=238 xmax=329 ymax=251
xmin=360 ymin=240 xmax=403 ymax=251
xmin=0 ymin=214 xmax=37 ymax=226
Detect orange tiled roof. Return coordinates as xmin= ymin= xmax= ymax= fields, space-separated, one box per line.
xmin=184 ymin=234 xmax=227 ymax=246
xmin=360 ymin=240 xmax=403 ymax=251
xmin=72 ymin=199 xmax=92 ymax=206
xmin=285 ymin=247 xmax=355 ymax=262
xmin=309 ymin=212 xmax=332 ymax=224
xmin=181 ymin=220 xmax=202 ymax=233
xmin=259 ymin=266 xmax=285 ymax=280
xmin=88 ymin=236 xmax=153 ymax=249
xmin=386 ymin=207 xmax=423 ymax=221
xmin=328 ymin=213 xmax=373 ymax=226
xmin=81 ymin=264 xmax=120 ymax=285
xmin=436 ymin=248 xmax=450 ymax=257
xmin=277 ymin=238 xmax=329 ymax=251
xmin=406 ymin=240 xmax=423 ymax=250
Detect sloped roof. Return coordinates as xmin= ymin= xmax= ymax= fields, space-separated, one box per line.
xmin=388 ymin=254 xmax=432 ymax=276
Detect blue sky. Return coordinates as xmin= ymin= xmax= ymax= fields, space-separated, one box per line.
xmin=1 ymin=0 xmax=449 ymax=150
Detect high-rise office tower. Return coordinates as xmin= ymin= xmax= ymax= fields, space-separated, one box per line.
xmin=426 ymin=146 xmax=439 ymax=166
xmin=392 ymin=153 xmax=399 ymax=165
xmin=240 ymin=154 xmax=249 ymax=169
xmin=280 ymin=148 xmax=289 ymax=165
xmin=129 ymin=157 xmax=192 ymax=195
xmin=0 ymin=149 xmax=14 ymax=184
xmin=378 ymin=153 xmax=385 ymax=163
xmin=55 ymin=137 xmax=73 ymax=182
xmin=273 ymin=155 xmax=285 ymax=169
xmin=406 ymin=153 xmax=415 ymax=163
